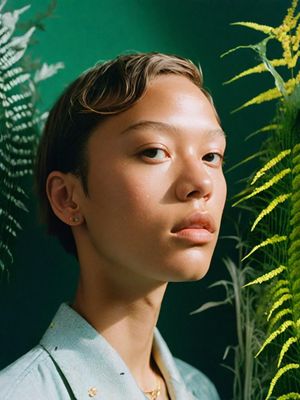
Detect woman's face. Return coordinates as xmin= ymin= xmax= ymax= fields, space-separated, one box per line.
xmin=76 ymin=74 xmax=227 ymax=284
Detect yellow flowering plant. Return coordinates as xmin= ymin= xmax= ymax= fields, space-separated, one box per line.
xmin=195 ymin=1 xmax=300 ymax=398
xmin=228 ymin=0 xmax=300 ymax=398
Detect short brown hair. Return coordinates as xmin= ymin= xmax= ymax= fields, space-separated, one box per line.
xmin=34 ymin=52 xmax=220 ymax=257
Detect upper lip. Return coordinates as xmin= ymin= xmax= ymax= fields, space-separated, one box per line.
xmin=171 ymin=211 xmax=216 ymax=234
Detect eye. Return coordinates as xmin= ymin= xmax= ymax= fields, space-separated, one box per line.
xmin=139 ymin=147 xmax=169 ymax=160
xmin=203 ymin=152 xmax=224 ymax=166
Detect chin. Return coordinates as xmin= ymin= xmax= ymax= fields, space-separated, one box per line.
xmin=174 ymin=270 xmax=210 ymax=282
xmin=165 ymin=261 xmax=212 ymax=283
xmin=163 ymin=249 xmax=213 ymax=282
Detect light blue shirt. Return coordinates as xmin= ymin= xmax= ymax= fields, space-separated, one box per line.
xmin=0 ymin=303 xmax=220 ymax=399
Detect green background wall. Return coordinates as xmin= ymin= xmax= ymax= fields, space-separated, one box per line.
xmin=0 ymin=1 xmax=290 ymax=399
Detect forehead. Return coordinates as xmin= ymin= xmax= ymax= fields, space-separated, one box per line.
xmin=120 ymin=120 xmax=226 ymax=140
xmin=89 ymin=74 xmax=225 ymax=146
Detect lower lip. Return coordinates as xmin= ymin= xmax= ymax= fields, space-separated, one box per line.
xmin=172 ymin=228 xmax=214 ymax=244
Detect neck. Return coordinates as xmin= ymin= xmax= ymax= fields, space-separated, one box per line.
xmin=71 ymin=258 xmax=168 ymax=391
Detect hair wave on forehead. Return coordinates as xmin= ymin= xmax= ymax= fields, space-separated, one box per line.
xmin=73 ymin=52 xmax=213 ymax=116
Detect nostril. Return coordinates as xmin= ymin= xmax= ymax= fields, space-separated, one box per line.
xmin=187 ymin=190 xmax=201 ymax=198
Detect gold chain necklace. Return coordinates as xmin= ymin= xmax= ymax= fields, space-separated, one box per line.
xmin=143 ymin=378 xmax=161 ymax=400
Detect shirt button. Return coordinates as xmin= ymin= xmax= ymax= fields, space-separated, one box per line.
xmin=88 ymin=387 xmax=97 ymax=397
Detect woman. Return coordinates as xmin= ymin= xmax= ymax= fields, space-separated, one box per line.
xmin=0 ymin=52 xmax=226 ymax=399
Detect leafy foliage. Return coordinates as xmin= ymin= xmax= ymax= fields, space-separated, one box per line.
xmin=0 ymin=0 xmax=62 ymax=277
xmin=197 ymin=1 xmax=300 ymax=398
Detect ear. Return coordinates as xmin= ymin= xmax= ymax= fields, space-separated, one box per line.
xmin=46 ymin=171 xmax=84 ymax=226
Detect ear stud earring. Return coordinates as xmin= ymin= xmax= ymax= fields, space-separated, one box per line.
xmin=70 ymin=215 xmax=81 ymax=223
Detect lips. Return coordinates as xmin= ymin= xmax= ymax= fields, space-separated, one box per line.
xmin=171 ymin=211 xmax=216 ymax=234
xmin=171 ymin=211 xmax=216 ymax=244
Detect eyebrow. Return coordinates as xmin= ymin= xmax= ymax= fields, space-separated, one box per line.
xmin=120 ymin=120 xmax=226 ymax=139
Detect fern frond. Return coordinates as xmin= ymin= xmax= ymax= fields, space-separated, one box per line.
xmin=268 ymin=308 xmax=292 ymax=332
xmin=251 ymin=193 xmax=292 ymax=231
xmin=277 ymin=393 xmax=300 ymax=400
xmin=0 ymin=2 xmax=61 ymax=273
xmin=269 ymin=280 xmax=289 ymax=296
xmin=292 ymin=277 xmax=300 ymax=292
xmin=225 ymin=151 xmax=266 ymax=174
xmin=277 ymin=337 xmax=298 ymax=367
xmin=255 ymin=320 xmax=293 ymax=357
xmin=267 ymin=295 xmax=292 ymax=321
xmin=223 ymin=1 xmax=300 ymax=398
xmin=242 ymin=235 xmax=287 ymax=261
xmin=273 ymin=287 xmax=291 ymax=301
xmin=243 ymin=265 xmax=286 ymax=287
xmin=265 ymin=364 xmax=300 ymax=400
xmin=245 ymin=123 xmax=278 ymax=141
xmin=34 ymin=62 xmax=64 ymax=83
xmin=288 ymin=239 xmax=300 ymax=255
xmin=233 ymin=169 xmax=291 ymax=206
xmin=251 ymin=149 xmax=291 ymax=185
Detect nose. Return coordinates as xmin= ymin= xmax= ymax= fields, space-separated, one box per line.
xmin=175 ymin=158 xmax=213 ymax=202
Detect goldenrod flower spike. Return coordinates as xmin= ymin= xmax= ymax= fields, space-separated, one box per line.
xmin=230 ymin=21 xmax=274 ymax=35
xmin=223 ymin=60 xmax=287 ymax=85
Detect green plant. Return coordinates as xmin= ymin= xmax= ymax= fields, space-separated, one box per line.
xmin=196 ymin=1 xmax=300 ymax=398
xmin=0 ymin=0 xmax=62 ymax=278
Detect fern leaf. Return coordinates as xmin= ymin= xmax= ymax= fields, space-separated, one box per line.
xmin=233 ymin=169 xmax=291 ymax=206
xmin=292 ymin=277 xmax=300 ymax=292
xmin=288 ymin=239 xmax=300 ymax=255
xmin=0 ymin=2 xmax=61 ymax=274
xmin=269 ymin=279 xmax=289 ymax=296
xmin=277 ymin=393 xmax=300 ymax=400
xmin=268 ymin=308 xmax=292 ymax=332
xmin=256 ymin=320 xmax=294 ymax=358
xmin=251 ymin=149 xmax=291 ymax=185
xmin=34 ymin=62 xmax=64 ymax=83
xmin=277 ymin=337 xmax=298 ymax=367
xmin=290 ymin=224 xmax=300 ymax=240
xmin=273 ymin=287 xmax=291 ymax=301
xmin=265 ymin=364 xmax=300 ymax=400
xmin=267 ymin=295 xmax=292 ymax=321
xmin=251 ymin=193 xmax=292 ymax=231
xmin=243 ymin=265 xmax=286 ymax=287
xmin=242 ymin=235 xmax=287 ymax=261
xmin=245 ymin=123 xmax=278 ymax=140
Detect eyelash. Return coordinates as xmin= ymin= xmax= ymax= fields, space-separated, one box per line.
xmin=139 ymin=148 xmax=168 ymax=160
xmin=203 ymin=152 xmax=224 ymax=165
xmin=138 ymin=148 xmax=224 ymax=166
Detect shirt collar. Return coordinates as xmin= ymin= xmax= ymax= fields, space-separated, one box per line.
xmin=40 ymin=303 xmax=194 ymax=400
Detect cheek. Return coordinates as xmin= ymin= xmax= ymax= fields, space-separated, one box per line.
xmin=85 ymin=165 xmax=163 ymax=226
xmin=211 ymin=171 xmax=227 ymax=206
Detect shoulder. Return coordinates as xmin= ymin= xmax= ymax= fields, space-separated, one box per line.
xmin=0 ymin=345 xmax=73 ymax=400
xmin=174 ymin=357 xmax=220 ymax=400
